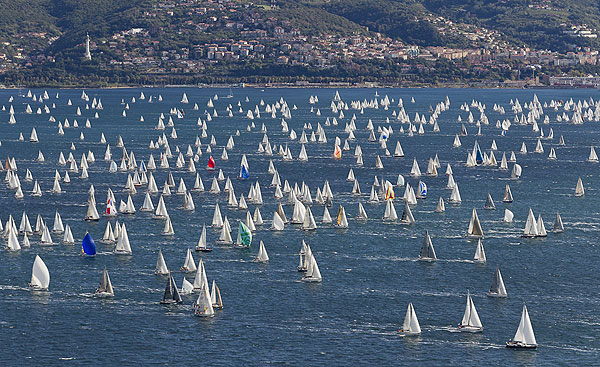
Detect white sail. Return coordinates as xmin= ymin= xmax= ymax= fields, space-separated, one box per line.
xmin=95 ymin=266 xmax=114 ymax=297
xmin=510 ymin=164 xmax=522 ymax=179
xmin=62 ymin=224 xmax=74 ymax=244
xmin=474 ymin=239 xmax=486 ymax=263
xmin=301 ymin=206 xmax=317 ymax=230
xmin=6 ymin=228 xmax=20 ymax=251
xmin=435 ymin=197 xmax=445 ymax=213
xmin=85 ymin=199 xmax=100 ymax=221
xmin=467 ymin=208 xmax=484 ymax=238
xmin=588 ymin=146 xmax=599 ymax=162
xmin=508 ymin=305 xmax=537 ymax=348
xmin=195 ymin=224 xmax=208 ymax=251
xmin=484 ymin=193 xmax=495 ymax=210
xmin=302 ymin=252 xmax=322 ymax=282
xmin=449 ymin=183 xmax=462 ymax=203
xmin=334 ymin=205 xmax=349 ymax=228
xmin=256 ymin=240 xmax=269 ymax=263
xmin=114 ymin=223 xmax=132 ymax=254
xmin=503 ymin=209 xmax=514 ymax=223
xmin=553 ymin=212 xmax=564 ymax=233
xmin=102 ymin=221 xmax=115 ymax=243
xmin=575 ymin=177 xmax=585 ymax=197
xmin=155 ymin=249 xmax=169 ymax=274
xmin=488 ymin=266 xmax=508 ymax=297
xmin=162 ymin=216 xmax=175 ymax=235
xmin=400 ymin=302 xmax=421 ymax=335
xmin=503 ymin=184 xmax=513 ymax=203
xmin=30 ymin=255 xmax=50 ymax=290
xmin=459 ymin=291 xmax=483 ymax=332
xmin=410 ymin=158 xmax=421 ymax=177
xmin=522 ymin=208 xmax=539 ymax=237
xmin=271 ymin=212 xmax=285 ymax=231
xmin=536 ymin=214 xmax=547 ymax=237
xmin=40 ymin=225 xmax=54 ymax=245
xmin=194 ymin=286 xmax=215 ymax=317
xmin=217 ymin=217 xmax=233 ymax=244
xmin=418 ymin=231 xmax=436 ymax=260
xmin=192 ymin=258 xmax=208 ymax=291
xmin=181 ymin=278 xmax=194 ymax=295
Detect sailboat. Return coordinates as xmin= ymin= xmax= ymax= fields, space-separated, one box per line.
xmin=255 ymin=240 xmax=269 ymax=263
xmin=216 ymin=218 xmax=233 ymax=245
xmin=398 ymin=302 xmax=421 ymax=336
xmin=181 ymin=249 xmax=197 ymax=272
xmin=575 ymin=177 xmax=585 ymax=197
xmin=6 ymin=229 xmax=20 ymax=251
xmin=85 ymin=200 xmax=100 ymax=221
xmin=207 ymin=156 xmax=215 ymax=171
xmin=435 ymin=197 xmax=445 ymax=213
xmin=458 ymin=291 xmax=483 ymax=332
xmin=95 ymin=266 xmax=114 ymax=297
xmin=473 ymin=239 xmax=486 ymax=263
xmin=234 ymin=221 xmax=252 ymax=248
xmin=181 ymin=278 xmax=194 ymax=295
xmin=488 ymin=266 xmax=508 ymax=297
xmin=553 ymin=212 xmax=564 ymax=233
xmin=114 ymin=223 xmax=132 ymax=254
xmin=155 ymin=249 xmax=169 ymax=275
xmin=334 ymin=205 xmax=349 ymax=228
xmin=522 ymin=208 xmax=539 ymax=238
xmin=160 ymin=272 xmax=183 ymax=305
xmin=81 ymin=232 xmax=97 ymax=256
xmin=588 ymin=146 xmax=599 ymax=162
xmin=30 ymin=255 xmax=50 ymax=290
xmin=399 ymin=203 xmax=415 ymax=225
xmin=195 ymin=224 xmax=212 ymax=252
xmin=418 ymin=231 xmax=437 ymax=261
xmin=301 ymin=252 xmax=322 ymax=283
xmin=506 ymin=305 xmax=537 ymax=348
xmin=484 ymin=193 xmax=495 ymax=210
xmin=193 ymin=286 xmax=214 ymax=317
xmin=301 ymin=206 xmax=318 ymax=230
xmin=467 ymin=209 xmax=484 ymax=238
xmin=503 ymin=184 xmax=513 ymax=203
xmin=210 ymin=280 xmax=223 ymax=309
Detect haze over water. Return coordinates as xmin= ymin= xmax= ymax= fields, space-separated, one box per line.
xmin=1 ymin=87 xmax=599 ymax=366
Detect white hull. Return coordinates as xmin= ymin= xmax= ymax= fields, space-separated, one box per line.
xmin=398 ymin=330 xmax=421 ymax=337
xmin=94 ymin=291 xmax=113 ymax=298
xmin=301 ymin=277 xmax=322 ymax=283
xmin=506 ymin=341 xmax=537 ymax=349
xmin=458 ymin=325 xmax=483 ymax=333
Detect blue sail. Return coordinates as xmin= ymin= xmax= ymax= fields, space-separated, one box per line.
xmin=240 ymin=165 xmax=249 ymax=179
xmin=419 ymin=181 xmax=427 ymax=197
xmin=82 ymin=233 xmax=96 ymax=256
xmin=475 ymin=142 xmax=484 ymax=164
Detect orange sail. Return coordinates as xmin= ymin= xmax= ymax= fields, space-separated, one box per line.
xmin=385 ymin=185 xmax=395 ymax=200
xmin=333 ymin=145 xmax=342 ymax=159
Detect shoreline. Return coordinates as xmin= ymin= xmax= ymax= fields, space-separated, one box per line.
xmin=0 ymin=82 xmax=590 ymax=90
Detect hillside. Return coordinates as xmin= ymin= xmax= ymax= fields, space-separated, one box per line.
xmin=1 ymin=0 xmax=600 ymax=86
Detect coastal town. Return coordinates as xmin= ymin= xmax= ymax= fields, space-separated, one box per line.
xmin=1 ymin=0 xmax=600 ymax=87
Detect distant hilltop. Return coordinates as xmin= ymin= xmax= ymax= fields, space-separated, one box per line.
xmin=1 ymin=0 xmax=600 ymax=87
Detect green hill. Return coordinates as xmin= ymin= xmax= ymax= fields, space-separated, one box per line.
xmin=1 ymin=0 xmax=600 ymax=86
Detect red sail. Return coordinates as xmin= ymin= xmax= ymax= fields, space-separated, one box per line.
xmin=207 ymin=156 xmax=215 ymax=169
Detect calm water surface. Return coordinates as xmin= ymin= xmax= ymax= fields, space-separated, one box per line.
xmin=0 ymin=87 xmax=599 ymax=366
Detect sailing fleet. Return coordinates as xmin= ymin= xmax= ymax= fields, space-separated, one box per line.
xmin=6 ymin=87 xmax=598 ymax=349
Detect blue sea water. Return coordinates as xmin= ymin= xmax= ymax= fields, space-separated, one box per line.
xmin=0 ymin=87 xmax=599 ymax=366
